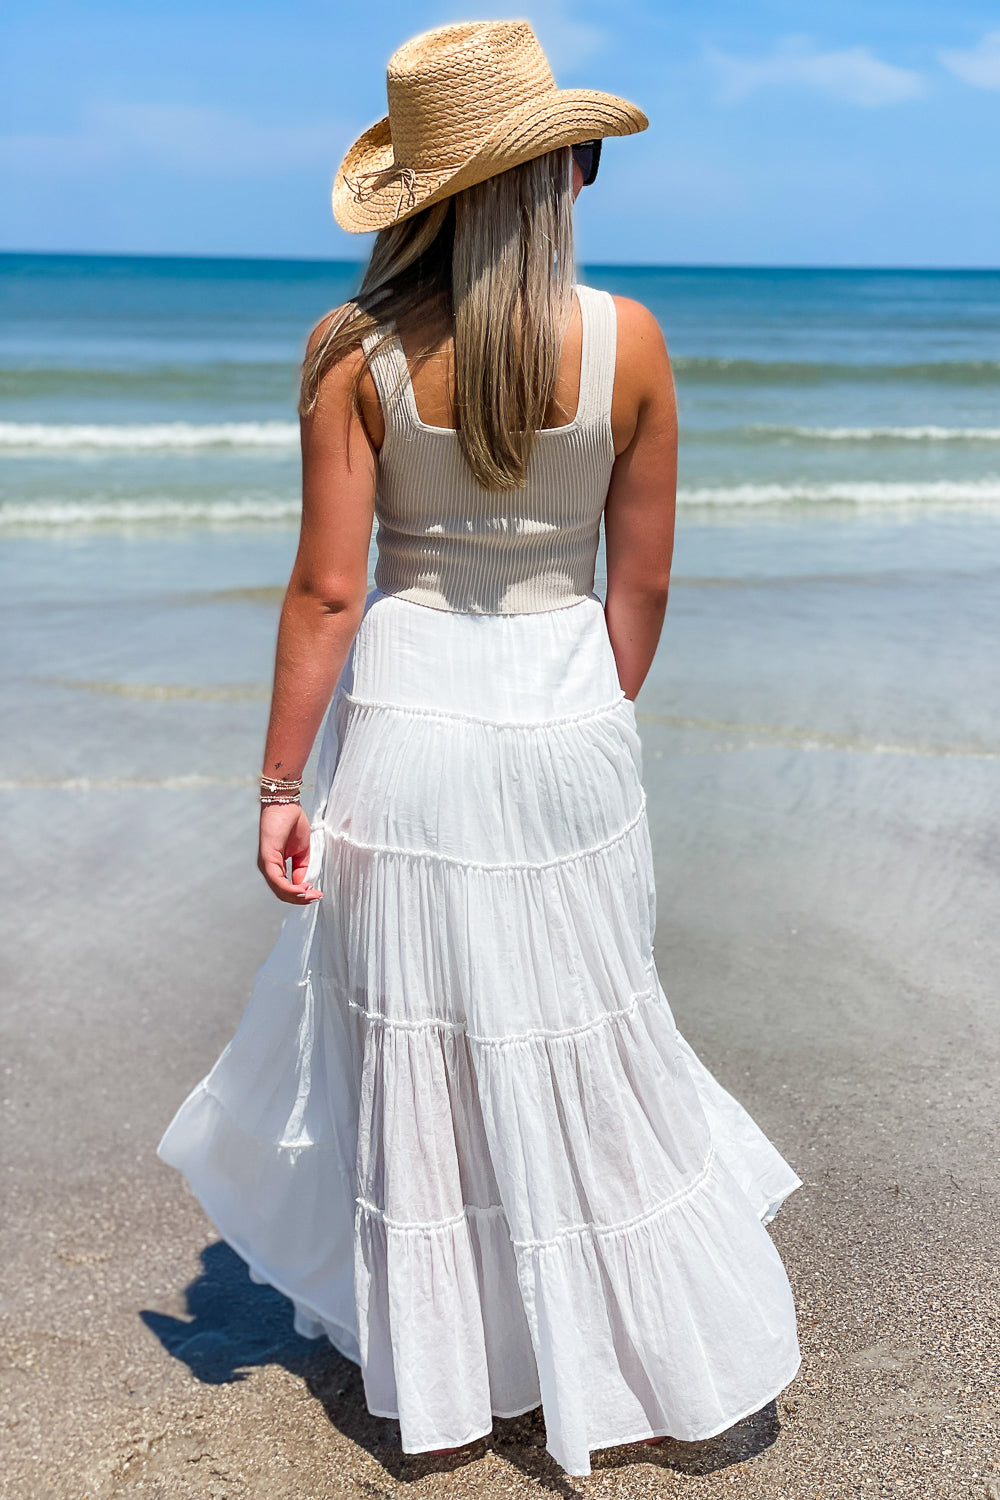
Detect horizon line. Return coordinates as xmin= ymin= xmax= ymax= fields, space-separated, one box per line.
xmin=2 ymin=248 xmax=999 ymax=275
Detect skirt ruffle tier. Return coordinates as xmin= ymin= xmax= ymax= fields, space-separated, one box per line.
xmin=158 ymin=589 xmax=802 ymax=1477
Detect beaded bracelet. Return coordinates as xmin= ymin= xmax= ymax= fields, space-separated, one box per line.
xmin=260 ymin=773 xmax=303 ymax=806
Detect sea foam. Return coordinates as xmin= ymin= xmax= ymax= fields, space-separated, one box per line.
xmin=0 ymin=496 xmax=302 ymax=527
xmin=6 ymin=480 xmax=1000 ymax=529
xmin=747 ymin=424 xmax=1000 ymax=442
xmin=678 ymin=480 xmax=1000 ymax=508
xmin=0 ymin=421 xmax=299 ymax=450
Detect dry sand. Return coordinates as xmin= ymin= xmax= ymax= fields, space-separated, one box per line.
xmin=3 ymin=704 xmax=999 ymax=1500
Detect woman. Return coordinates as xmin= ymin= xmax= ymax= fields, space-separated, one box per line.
xmin=159 ymin=21 xmax=802 ymax=1479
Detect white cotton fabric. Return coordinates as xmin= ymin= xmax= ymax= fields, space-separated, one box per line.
xmin=159 ymin=282 xmax=801 ymax=1477
xmin=159 ymin=591 xmax=802 ymax=1476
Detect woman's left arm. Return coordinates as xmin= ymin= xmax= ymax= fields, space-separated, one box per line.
xmin=257 ymin=337 xmax=377 ymax=904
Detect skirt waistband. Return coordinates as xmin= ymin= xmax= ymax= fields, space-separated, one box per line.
xmin=340 ymin=589 xmax=623 ymax=722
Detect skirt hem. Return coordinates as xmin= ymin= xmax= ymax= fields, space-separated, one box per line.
xmin=159 ymin=1152 xmax=802 ymax=1469
xmin=569 ymin=1347 xmax=804 ymax=1475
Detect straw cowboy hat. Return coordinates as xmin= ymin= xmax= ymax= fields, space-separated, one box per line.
xmin=332 ymin=20 xmax=648 ymax=234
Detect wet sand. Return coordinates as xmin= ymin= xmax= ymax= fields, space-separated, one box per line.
xmin=3 ymin=519 xmax=999 ymax=1498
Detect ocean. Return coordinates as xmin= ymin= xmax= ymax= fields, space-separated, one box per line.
xmin=3 ymin=254 xmax=1000 ymax=529
xmin=3 ymin=254 xmax=999 ymax=936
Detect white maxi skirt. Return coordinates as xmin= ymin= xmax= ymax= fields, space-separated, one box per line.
xmin=158 ymin=587 xmax=802 ymax=1477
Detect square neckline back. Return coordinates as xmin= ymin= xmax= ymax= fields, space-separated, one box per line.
xmin=383 ymin=284 xmax=594 ymax=439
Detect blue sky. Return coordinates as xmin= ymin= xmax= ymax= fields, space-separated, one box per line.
xmin=2 ymin=0 xmax=998 ymax=265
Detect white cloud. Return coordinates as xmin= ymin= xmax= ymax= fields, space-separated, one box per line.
xmin=940 ymin=31 xmax=1000 ymax=89
xmin=0 ymin=102 xmax=345 ymax=177
xmin=709 ymin=37 xmax=925 ymax=108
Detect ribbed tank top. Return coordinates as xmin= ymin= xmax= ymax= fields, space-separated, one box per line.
xmin=360 ymin=283 xmax=617 ymax=615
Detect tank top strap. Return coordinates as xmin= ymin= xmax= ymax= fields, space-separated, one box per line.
xmin=572 ymin=283 xmax=617 ymax=430
xmin=360 ymin=322 xmax=416 ymax=438
xmin=362 ymin=288 xmax=618 ymax=440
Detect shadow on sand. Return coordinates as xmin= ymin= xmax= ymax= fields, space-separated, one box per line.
xmin=142 ymin=1240 xmax=781 ymax=1492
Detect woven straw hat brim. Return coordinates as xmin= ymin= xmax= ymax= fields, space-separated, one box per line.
xmin=332 ymin=88 xmax=648 ymax=234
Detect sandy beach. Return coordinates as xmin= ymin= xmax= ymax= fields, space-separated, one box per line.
xmin=3 ymin=509 xmax=999 ymax=1499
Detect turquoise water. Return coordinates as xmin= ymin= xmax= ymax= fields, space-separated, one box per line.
xmin=2 ymin=250 xmax=998 ymax=1048
xmin=2 ymin=251 xmax=998 ymax=790
xmin=3 ymin=253 xmax=1000 ymax=527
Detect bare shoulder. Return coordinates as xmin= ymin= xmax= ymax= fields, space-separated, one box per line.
xmin=304 ymin=304 xmax=366 ymax=372
xmin=303 ymin=306 xmax=367 ymax=408
xmin=611 ymin=296 xmax=670 ymax=365
xmin=609 ymin=296 xmax=674 ymax=454
xmin=303 ymin=305 xmax=383 ymax=449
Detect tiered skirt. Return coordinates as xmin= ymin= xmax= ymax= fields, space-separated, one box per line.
xmin=158 ymin=588 xmax=802 ymax=1477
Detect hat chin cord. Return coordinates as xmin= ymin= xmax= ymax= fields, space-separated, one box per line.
xmin=343 ymin=164 xmax=418 ymax=219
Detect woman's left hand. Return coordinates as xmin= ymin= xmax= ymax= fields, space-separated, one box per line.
xmin=258 ymin=802 xmax=323 ymax=904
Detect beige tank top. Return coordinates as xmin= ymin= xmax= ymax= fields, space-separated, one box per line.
xmin=361 ymin=283 xmax=617 ymax=615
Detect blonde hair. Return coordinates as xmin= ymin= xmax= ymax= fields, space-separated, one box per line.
xmin=299 ymin=147 xmax=576 ymax=491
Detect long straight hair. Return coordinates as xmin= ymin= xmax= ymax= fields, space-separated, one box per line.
xmin=299 ymin=147 xmax=576 ymax=491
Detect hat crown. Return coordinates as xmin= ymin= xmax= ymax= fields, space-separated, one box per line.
xmin=387 ymin=21 xmax=556 ymax=170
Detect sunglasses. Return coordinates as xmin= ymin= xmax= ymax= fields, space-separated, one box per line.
xmin=571 ymin=138 xmax=603 ymax=187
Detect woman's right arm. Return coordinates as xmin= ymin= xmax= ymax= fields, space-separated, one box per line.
xmin=257 ymin=329 xmax=377 ymax=904
xmin=603 ymin=298 xmax=678 ymax=701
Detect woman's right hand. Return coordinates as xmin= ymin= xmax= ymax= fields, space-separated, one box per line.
xmin=258 ymin=802 xmax=324 ymax=904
